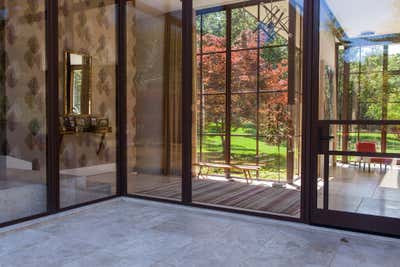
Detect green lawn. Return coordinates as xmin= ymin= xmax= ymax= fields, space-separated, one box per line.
xmin=198 ymin=127 xmax=400 ymax=181
xmin=199 ymin=126 xmax=288 ymax=180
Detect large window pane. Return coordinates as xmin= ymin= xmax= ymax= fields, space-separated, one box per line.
xmin=194 ymin=0 xmax=302 ymax=218
xmin=0 ymin=1 xmax=47 ymax=223
xmin=389 ymin=44 xmax=400 ymax=71
xmin=127 ymin=0 xmax=182 ymax=200
xmin=203 ymin=95 xmax=226 ymax=134
xmin=231 ymin=50 xmax=258 ymax=93
xmin=259 ymin=47 xmax=289 ymax=92
xmin=202 ymin=11 xmax=226 ymax=53
xmin=231 ymin=6 xmax=258 ymax=50
xmin=231 ymin=93 xmax=257 ymax=133
xmin=202 ymin=53 xmax=226 ymax=93
xmin=59 ymin=0 xmax=117 ymax=207
xmin=319 ymin=0 xmax=400 ymax=223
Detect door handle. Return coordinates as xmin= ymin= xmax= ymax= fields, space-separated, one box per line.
xmin=320 ymin=136 xmax=334 ymax=141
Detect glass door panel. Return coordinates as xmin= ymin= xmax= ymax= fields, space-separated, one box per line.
xmin=0 ymin=1 xmax=48 ymax=223
xmin=58 ymin=0 xmax=117 ymax=208
xmin=126 ymin=0 xmax=183 ymax=200
xmin=315 ymin=0 xmax=400 ymax=234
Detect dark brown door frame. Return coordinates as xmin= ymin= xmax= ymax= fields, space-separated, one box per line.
xmin=308 ymin=0 xmax=400 ymax=236
xmin=182 ymin=0 xmax=193 ymax=203
xmin=46 ymin=0 xmax=60 ymax=213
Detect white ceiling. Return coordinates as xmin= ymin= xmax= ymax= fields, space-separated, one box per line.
xmin=325 ymin=0 xmax=400 ymax=38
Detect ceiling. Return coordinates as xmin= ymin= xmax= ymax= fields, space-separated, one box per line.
xmin=325 ymin=0 xmax=400 ymax=38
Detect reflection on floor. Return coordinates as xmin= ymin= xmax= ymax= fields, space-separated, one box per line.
xmin=60 ymin=172 xmax=115 ymax=208
xmin=128 ymin=173 xmax=300 ymax=217
xmin=2 ymin=199 xmax=400 ymax=266
xmin=318 ymin=163 xmax=400 ymax=219
xmin=0 ymin=167 xmax=115 ymax=223
xmin=0 ymin=169 xmax=47 ymax=223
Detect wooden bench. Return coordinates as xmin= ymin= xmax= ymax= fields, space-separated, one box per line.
xmin=195 ymin=162 xmax=261 ymax=184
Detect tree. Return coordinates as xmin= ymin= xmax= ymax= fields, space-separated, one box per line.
xmin=199 ymin=12 xmax=290 ymax=167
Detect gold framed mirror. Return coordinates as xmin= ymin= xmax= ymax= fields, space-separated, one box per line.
xmin=63 ymin=51 xmax=92 ymax=115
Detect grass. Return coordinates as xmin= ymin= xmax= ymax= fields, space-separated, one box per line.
xmin=199 ymin=126 xmax=289 ymax=180
xmin=199 ymin=126 xmax=400 ymax=181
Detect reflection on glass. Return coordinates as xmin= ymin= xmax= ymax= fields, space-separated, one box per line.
xmin=193 ymin=0 xmax=303 ymax=217
xmin=319 ymin=0 xmax=400 ymax=220
xmin=231 ymin=6 xmax=258 ymax=50
xmin=320 ymin=2 xmax=400 ymax=121
xmin=0 ymin=1 xmax=47 ymax=223
xmin=59 ymin=1 xmax=117 ymax=208
xmin=318 ymin=155 xmax=400 ymax=219
xmin=326 ymin=124 xmax=400 ymax=154
xmin=127 ymin=0 xmax=182 ymax=200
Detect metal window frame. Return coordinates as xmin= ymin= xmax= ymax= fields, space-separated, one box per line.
xmin=2 ymin=0 xmax=400 ymax=239
xmin=196 ymin=2 xmax=292 ymax=180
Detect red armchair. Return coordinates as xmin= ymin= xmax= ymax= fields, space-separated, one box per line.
xmin=356 ymin=142 xmax=392 ymax=172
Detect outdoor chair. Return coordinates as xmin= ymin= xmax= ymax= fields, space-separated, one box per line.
xmin=355 ymin=142 xmax=376 ymax=172
xmin=355 ymin=142 xmax=392 ymax=172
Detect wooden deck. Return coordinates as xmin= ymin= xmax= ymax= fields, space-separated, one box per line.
xmin=130 ymin=176 xmax=301 ymax=217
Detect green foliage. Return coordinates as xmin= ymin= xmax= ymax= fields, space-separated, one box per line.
xmin=339 ymin=45 xmax=400 ymax=121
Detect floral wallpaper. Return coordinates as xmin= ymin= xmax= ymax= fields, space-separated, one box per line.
xmin=1 ymin=0 xmax=137 ymax=173
xmin=126 ymin=2 xmax=137 ymax=173
xmin=59 ymin=0 xmax=117 ymax=169
xmin=3 ymin=0 xmax=47 ymax=176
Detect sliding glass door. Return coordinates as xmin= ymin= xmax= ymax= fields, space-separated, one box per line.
xmin=126 ymin=0 xmax=183 ymax=200
xmin=312 ymin=0 xmax=400 ymax=235
xmin=58 ymin=0 xmax=118 ymax=208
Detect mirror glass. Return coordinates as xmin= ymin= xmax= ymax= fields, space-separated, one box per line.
xmin=64 ymin=51 xmax=91 ymax=115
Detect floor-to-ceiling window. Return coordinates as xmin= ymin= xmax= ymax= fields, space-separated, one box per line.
xmin=191 ymin=0 xmax=304 ymax=217
xmin=126 ymin=0 xmax=183 ymax=200
xmin=58 ymin=0 xmax=117 ymax=208
xmin=315 ymin=0 xmax=400 ymax=234
xmin=0 ymin=1 xmax=48 ymax=223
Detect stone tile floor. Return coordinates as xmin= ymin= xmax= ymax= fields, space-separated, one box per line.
xmin=0 ymin=198 xmax=399 ymax=267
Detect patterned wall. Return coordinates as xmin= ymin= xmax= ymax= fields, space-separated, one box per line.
xmin=126 ymin=2 xmax=137 ymax=172
xmin=59 ymin=0 xmax=117 ymax=169
xmin=3 ymin=0 xmax=47 ymax=177
xmin=2 ymin=0 xmax=137 ymax=173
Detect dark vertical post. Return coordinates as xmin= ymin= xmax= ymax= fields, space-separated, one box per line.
xmin=287 ymin=1 xmax=297 ymax=184
xmin=342 ymin=48 xmax=350 ymax=163
xmin=381 ymin=45 xmax=389 ymax=153
xmin=46 ymin=0 xmax=60 ymax=212
xmin=199 ymin=14 xmax=204 ymax=163
xmin=301 ymin=0 xmax=319 ymax=223
xmin=117 ymin=0 xmax=127 ymax=196
xmin=225 ymin=8 xmax=232 ymax=177
xmin=182 ymin=0 xmax=193 ymax=203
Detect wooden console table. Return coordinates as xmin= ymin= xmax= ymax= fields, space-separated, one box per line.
xmin=59 ymin=127 xmax=112 ymax=155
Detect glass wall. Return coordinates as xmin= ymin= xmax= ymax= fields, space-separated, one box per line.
xmin=58 ymin=0 xmax=117 ymax=208
xmin=318 ymin=0 xmax=400 ymax=219
xmin=126 ymin=0 xmax=183 ymax=200
xmin=0 ymin=1 xmax=48 ymax=223
xmin=193 ymin=0 xmax=303 ymax=217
